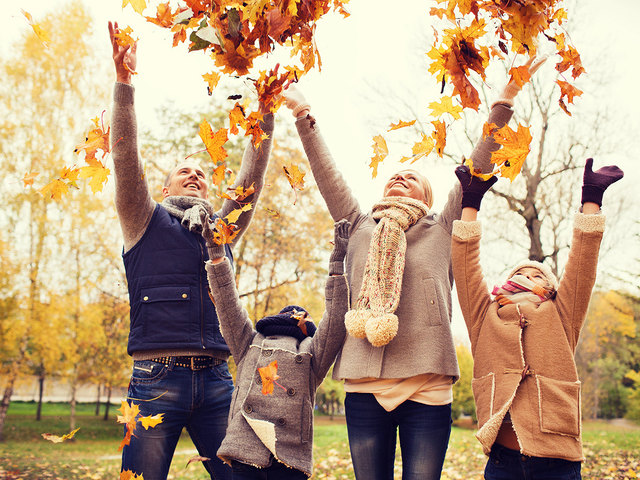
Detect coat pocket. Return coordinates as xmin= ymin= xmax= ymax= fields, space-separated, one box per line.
xmin=536 ymin=375 xmax=581 ymax=437
xmin=471 ymin=372 xmax=495 ymax=427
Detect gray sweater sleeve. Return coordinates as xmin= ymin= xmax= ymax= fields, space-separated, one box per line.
xmin=205 ymin=258 xmax=256 ymax=360
xmin=438 ymin=102 xmax=514 ymax=231
xmin=217 ymin=114 xmax=275 ymax=249
xmin=110 ymin=82 xmax=156 ymax=252
xmin=294 ymin=116 xmax=363 ymax=229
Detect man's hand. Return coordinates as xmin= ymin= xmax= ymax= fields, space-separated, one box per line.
xmin=108 ymin=21 xmax=137 ymax=85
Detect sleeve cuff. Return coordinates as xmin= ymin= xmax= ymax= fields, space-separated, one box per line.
xmin=452 ymin=220 xmax=482 ymax=240
xmin=574 ymin=212 xmax=605 ymax=233
xmin=205 ymin=258 xmax=235 ymax=287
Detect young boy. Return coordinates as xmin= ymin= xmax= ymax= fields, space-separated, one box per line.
xmin=450 ymin=159 xmax=623 ymax=479
xmin=202 ymin=220 xmax=350 ymax=479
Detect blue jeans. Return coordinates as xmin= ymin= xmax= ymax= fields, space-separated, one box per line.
xmin=121 ymin=358 xmax=234 ymax=480
xmin=484 ymin=443 xmax=582 ymax=480
xmin=230 ymin=460 xmax=308 ymax=480
xmin=344 ymin=393 xmax=452 ymax=480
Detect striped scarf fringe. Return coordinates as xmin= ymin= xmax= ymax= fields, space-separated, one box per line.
xmin=492 ymin=274 xmax=554 ymax=307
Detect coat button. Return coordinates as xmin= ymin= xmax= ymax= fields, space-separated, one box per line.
xmin=277 ymin=418 xmax=286 ymax=426
xmin=287 ymin=387 xmax=296 ymax=396
xmin=244 ymin=404 xmax=253 ymax=414
xmin=295 ymin=355 xmax=303 ymax=363
xmin=430 ymin=300 xmax=434 ymax=305
xmin=143 ymin=296 xmax=149 ymax=301
xmin=182 ymin=293 xmax=188 ymax=299
xmin=262 ymin=350 xmax=272 ymax=357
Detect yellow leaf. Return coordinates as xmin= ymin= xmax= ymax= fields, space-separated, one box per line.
xmin=22 ymin=10 xmax=50 ymax=47
xmin=23 ymin=171 xmax=39 ymax=187
xmin=428 ymin=96 xmax=463 ymax=120
xmin=198 ymin=121 xmax=228 ymax=164
xmin=79 ymin=158 xmax=110 ymax=193
xmin=120 ymin=469 xmax=144 ymax=480
xmin=369 ymin=135 xmax=388 ymax=178
xmin=491 ymin=124 xmax=532 ymax=182
xmin=139 ymin=413 xmax=164 ymax=430
xmin=41 ymin=427 xmax=80 ymax=443
xmin=202 ymin=72 xmax=221 ymax=95
xmin=388 ymin=119 xmax=416 ymax=131
xmin=224 ymin=203 xmax=252 ymax=224
xmin=282 ymin=164 xmax=306 ymax=204
xmin=122 ymin=0 xmax=147 ymax=15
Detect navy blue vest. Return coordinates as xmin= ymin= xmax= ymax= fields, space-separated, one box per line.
xmin=123 ymin=204 xmax=233 ymax=355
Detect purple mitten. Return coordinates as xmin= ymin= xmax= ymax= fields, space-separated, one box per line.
xmin=581 ymin=158 xmax=624 ymax=207
xmin=455 ymin=165 xmax=498 ymax=210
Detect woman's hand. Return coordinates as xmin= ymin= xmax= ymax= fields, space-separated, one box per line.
xmin=280 ymin=84 xmax=310 ymax=118
xmin=108 ymin=21 xmax=137 ymax=85
xmin=498 ymin=56 xmax=547 ymax=102
xmin=329 ymin=219 xmax=351 ymax=276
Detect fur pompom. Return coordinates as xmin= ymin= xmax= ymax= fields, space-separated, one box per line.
xmin=365 ymin=313 xmax=399 ymax=347
xmin=345 ymin=309 xmax=370 ymax=339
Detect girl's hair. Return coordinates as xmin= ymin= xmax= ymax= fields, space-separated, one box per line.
xmin=396 ymin=169 xmax=433 ymax=208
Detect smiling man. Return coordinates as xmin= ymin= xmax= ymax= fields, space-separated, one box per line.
xmin=108 ymin=22 xmax=274 ymax=480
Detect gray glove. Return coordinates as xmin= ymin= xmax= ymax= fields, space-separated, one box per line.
xmin=329 ymin=219 xmax=351 ymax=275
xmin=202 ymin=216 xmax=225 ymax=260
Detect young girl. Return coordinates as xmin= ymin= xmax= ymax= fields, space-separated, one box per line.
xmin=451 ymin=159 xmax=623 ymax=479
xmin=202 ymin=220 xmax=350 ymax=480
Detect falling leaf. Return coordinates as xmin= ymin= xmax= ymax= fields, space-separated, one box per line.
xmin=228 ymin=103 xmax=247 ymax=135
xmin=202 ymin=71 xmax=221 ymax=95
xmin=264 ymin=207 xmax=280 ymax=218
xmin=282 ymin=164 xmax=306 ymax=204
xmin=41 ymin=427 xmax=80 ymax=443
xmin=79 ymin=158 xmax=110 ymax=193
xmin=258 ymin=360 xmax=280 ymax=395
xmin=224 ymin=203 xmax=252 ymax=224
xmin=22 ymin=10 xmax=50 ymax=47
xmin=556 ymin=45 xmax=585 ymax=80
xmin=114 ymin=26 xmax=137 ymax=48
xmin=431 ymin=120 xmax=447 ymax=157
xmin=556 ymin=80 xmax=583 ymax=116
xmin=74 ymin=117 xmax=110 ymax=161
xmin=198 ymin=121 xmax=228 ymax=164
xmin=369 ymin=135 xmax=388 ymax=179
xmin=388 ymin=119 xmax=416 ymax=131
xmin=401 ymin=134 xmax=434 ymax=164
xmin=490 ymin=123 xmax=532 ymax=182
xmin=139 ymin=414 xmax=164 ymax=430
xmin=23 ymin=171 xmax=39 ymax=187
xmin=123 ymin=0 xmax=147 ymax=15
xmin=508 ymin=64 xmax=532 ymax=88
xmin=186 ymin=455 xmax=211 ymax=468
xmin=145 ymin=2 xmax=179 ymax=27
xmin=212 ymin=217 xmax=240 ymax=245
xmin=428 ymin=96 xmax=463 ymax=120
xmin=220 ymin=183 xmax=255 ymax=202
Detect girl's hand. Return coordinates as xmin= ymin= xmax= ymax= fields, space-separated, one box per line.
xmin=108 ymin=21 xmax=137 ymax=84
xmin=499 ymin=56 xmax=547 ymax=102
xmin=280 ymin=85 xmax=310 ymax=118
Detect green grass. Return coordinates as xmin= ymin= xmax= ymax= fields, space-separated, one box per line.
xmin=1 ymin=403 xmax=639 ymax=480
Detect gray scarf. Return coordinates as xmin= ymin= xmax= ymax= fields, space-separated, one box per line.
xmin=160 ymin=196 xmax=214 ymax=234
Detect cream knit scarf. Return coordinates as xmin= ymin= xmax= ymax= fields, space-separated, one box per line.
xmin=345 ymin=196 xmax=429 ymax=347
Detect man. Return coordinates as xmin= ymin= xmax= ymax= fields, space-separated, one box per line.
xmin=108 ymin=22 xmax=274 ymax=479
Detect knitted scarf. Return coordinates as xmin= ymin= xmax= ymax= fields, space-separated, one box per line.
xmin=492 ymin=274 xmax=555 ymax=308
xmin=161 ymin=196 xmax=214 ymax=234
xmin=345 ymin=196 xmax=429 ymax=347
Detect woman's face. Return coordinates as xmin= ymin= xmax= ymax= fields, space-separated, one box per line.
xmin=383 ymin=170 xmax=426 ymax=202
xmin=513 ymin=267 xmax=550 ymax=289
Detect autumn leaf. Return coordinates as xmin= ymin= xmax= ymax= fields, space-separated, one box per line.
xmin=212 ymin=217 xmax=240 ymax=245
xmin=228 ymin=103 xmax=247 ymax=135
xmin=428 ymin=96 xmax=463 ymax=120
xmin=198 ymin=121 xmax=228 ymax=164
xmin=388 ymin=119 xmax=416 ymax=131
xmin=264 ymin=207 xmax=280 ymax=218
xmin=186 ymin=455 xmax=211 ymax=468
xmin=23 ymin=171 xmax=39 ymax=187
xmin=556 ymin=45 xmax=585 ymax=80
xmin=74 ymin=115 xmax=110 ymax=161
xmin=39 ymin=167 xmax=80 ymax=200
xmin=225 ymin=203 xmax=253 ymax=224
xmin=41 ymin=427 xmax=80 ymax=443
xmin=401 ymin=134 xmax=434 ymax=164
xmin=220 ymin=183 xmax=255 ymax=202
xmin=117 ymin=401 xmax=140 ymax=432
xmin=145 ymin=2 xmax=178 ymax=28
xmin=123 ymin=0 xmax=147 ymax=15
xmin=202 ymin=71 xmax=221 ymax=95
xmin=432 ymin=120 xmax=447 ymax=157
xmin=139 ymin=413 xmax=164 ymax=430
xmin=22 ymin=10 xmax=50 ymax=47
xmin=114 ymin=26 xmax=137 ymax=48
xmin=464 ymin=157 xmax=494 ymax=180
xmin=258 ymin=360 xmax=281 ymax=395
xmin=556 ymin=79 xmax=583 ymax=116
xmin=79 ymin=158 xmax=110 ymax=193
xmin=508 ymin=65 xmax=532 ymax=88
xmin=490 ymin=123 xmax=532 ymax=182
xmin=283 ymin=164 xmax=306 ymax=205
xmin=120 ymin=470 xmax=144 ymax=480
xmin=369 ymin=135 xmax=388 ymax=179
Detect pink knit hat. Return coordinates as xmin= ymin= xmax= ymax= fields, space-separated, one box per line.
xmin=507 ymin=260 xmax=559 ymax=290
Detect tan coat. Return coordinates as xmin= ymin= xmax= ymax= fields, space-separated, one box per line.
xmin=451 ymin=213 xmax=605 ymax=461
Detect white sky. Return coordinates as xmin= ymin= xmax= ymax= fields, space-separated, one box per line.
xmin=3 ymin=0 xmax=639 ymax=345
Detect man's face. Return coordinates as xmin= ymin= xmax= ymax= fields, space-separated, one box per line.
xmin=513 ymin=267 xmax=549 ymax=289
xmin=162 ymin=163 xmax=208 ymax=199
xmin=383 ymin=170 xmax=425 ymax=202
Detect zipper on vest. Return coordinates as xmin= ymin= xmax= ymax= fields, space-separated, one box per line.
xmin=199 ymin=240 xmax=205 ymax=349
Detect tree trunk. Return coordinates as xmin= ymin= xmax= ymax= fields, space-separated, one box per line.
xmin=103 ymin=386 xmax=112 ymax=421
xmin=69 ymin=380 xmax=77 ymax=433
xmin=95 ymin=384 xmax=101 ymax=416
xmin=36 ymin=369 xmax=45 ymax=421
xmin=0 ymin=379 xmax=16 ymax=442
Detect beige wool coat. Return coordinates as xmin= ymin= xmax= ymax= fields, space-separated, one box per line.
xmin=451 ymin=213 xmax=605 ymax=461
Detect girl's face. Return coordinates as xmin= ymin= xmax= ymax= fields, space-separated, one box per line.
xmin=513 ymin=267 xmax=550 ymax=289
xmin=383 ymin=170 xmax=427 ymax=203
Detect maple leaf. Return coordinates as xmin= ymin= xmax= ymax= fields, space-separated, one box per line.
xmin=74 ymin=116 xmax=110 ymax=161
xmin=388 ymin=120 xmax=416 ymax=131
xmin=202 ymin=72 xmax=221 ymax=95
xmin=145 ymin=2 xmax=177 ymax=28
xmin=123 ymin=0 xmax=147 ymax=15
xmin=117 ymin=400 xmax=140 ymax=451
xmin=211 ymin=163 xmax=227 ymax=187
xmin=21 ymin=10 xmax=50 ymax=47
xmin=283 ymin=164 xmax=306 ymax=205
xmin=228 ymin=103 xmax=247 ymax=135
xmin=491 ymin=124 xmax=532 ymax=182
xmin=264 ymin=207 xmax=280 ymax=219
xmin=114 ymin=26 xmax=137 ymax=48
xmin=186 ymin=455 xmax=211 ymax=468
xmin=225 ymin=203 xmax=253 ymax=224
xmin=401 ymin=134 xmax=434 ymax=164
xmin=198 ymin=121 xmax=228 ymax=165
xmin=556 ymin=45 xmax=585 ymax=79
xmin=212 ymin=40 xmax=261 ymax=76
xmin=79 ymin=158 xmax=110 ymax=193
xmin=220 ymin=183 xmax=255 ymax=202
xmin=556 ymin=80 xmax=583 ymax=116
xmin=431 ymin=120 xmax=447 ymax=157
xmin=464 ymin=157 xmax=494 ymax=180
xmin=120 ymin=470 xmax=144 ymax=480
xmin=508 ymin=65 xmax=532 ymax=89
xmin=41 ymin=427 xmax=80 ymax=443
xmin=23 ymin=171 xmax=39 ymax=187
xmin=428 ymin=96 xmax=463 ymax=120
xmin=212 ymin=217 xmax=240 ymax=245
xmin=369 ymin=135 xmax=388 ymax=179
xmin=139 ymin=413 xmax=164 ymax=430
xmin=39 ymin=167 xmax=80 ymax=200
xmin=258 ymin=360 xmax=280 ymax=395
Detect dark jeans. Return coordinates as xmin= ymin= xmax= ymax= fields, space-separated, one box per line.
xmin=121 ymin=358 xmax=234 ymax=480
xmin=484 ymin=443 xmax=582 ymax=480
xmin=231 ymin=460 xmax=308 ymax=480
xmin=344 ymin=392 xmax=452 ymax=480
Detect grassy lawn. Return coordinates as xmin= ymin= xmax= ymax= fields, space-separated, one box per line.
xmin=1 ymin=403 xmax=639 ymax=479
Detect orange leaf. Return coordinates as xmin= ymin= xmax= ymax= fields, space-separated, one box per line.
xmin=508 ymin=65 xmax=532 ymax=88
xmin=556 ymin=80 xmax=583 ymax=116
xmin=114 ymin=26 xmax=137 ymax=48
xmin=41 ymin=427 xmax=80 ymax=443
xmin=228 ymin=103 xmax=247 ymax=135
xmin=369 ymin=135 xmax=388 ymax=179
xmin=145 ymin=2 xmax=177 ymax=27
xmin=139 ymin=413 xmax=164 ymax=430
xmin=388 ymin=119 xmax=416 ymax=131
xmin=491 ymin=124 xmax=532 ymax=182
xmin=431 ymin=120 xmax=447 ymax=157
xmin=283 ymin=164 xmax=306 ymax=204
xmin=224 ymin=203 xmax=253 ymax=224
xmin=212 ymin=217 xmax=240 ymax=245
xmin=74 ymin=116 xmax=110 ymax=161
xmin=23 ymin=171 xmax=39 ymax=187
xmin=556 ymin=45 xmax=585 ymax=80
xmin=198 ymin=121 xmax=228 ymax=165
xmin=202 ymin=72 xmax=221 ymax=95
xmin=258 ymin=360 xmax=280 ymax=395
xmin=120 ymin=469 xmax=144 ymax=480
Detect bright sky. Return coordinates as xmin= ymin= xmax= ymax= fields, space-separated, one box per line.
xmin=4 ymin=0 xmax=640 ymax=344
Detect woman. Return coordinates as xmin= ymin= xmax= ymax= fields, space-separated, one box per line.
xmin=280 ymin=61 xmax=541 ymax=480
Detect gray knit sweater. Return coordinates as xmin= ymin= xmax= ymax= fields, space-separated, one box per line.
xmin=205 ymin=258 xmax=348 ymax=476
xmin=294 ymin=103 xmax=513 ymax=381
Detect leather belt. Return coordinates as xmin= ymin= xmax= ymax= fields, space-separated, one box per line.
xmin=149 ymin=356 xmax=223 ymax=370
